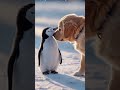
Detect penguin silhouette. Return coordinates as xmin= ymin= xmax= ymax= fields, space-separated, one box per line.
xmin=8 ymin=3 xmax=34 ymax=90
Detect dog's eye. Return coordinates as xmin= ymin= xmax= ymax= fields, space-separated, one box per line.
xmin=59 ymin=28 xmax=62 ymax=31
xmin=80 ymin=30 xmax=83 ymax=33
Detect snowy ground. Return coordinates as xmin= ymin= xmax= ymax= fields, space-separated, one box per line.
xmin=35 ymin=1 xmax=85 ymax=90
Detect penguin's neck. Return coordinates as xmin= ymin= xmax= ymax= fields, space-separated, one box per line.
xmin=44 ymin=36 xmax=57 ymax=45
xmin=47 ymin=36 xmax=56 ymax=41
xmin=43 ymin=36 xmax=57 ymax=50
xmin=48 ymin=36 xmax=54 ymax=39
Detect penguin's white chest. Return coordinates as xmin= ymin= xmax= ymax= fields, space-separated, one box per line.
xmin=40 ymin=37 xmax=60 ymax=72
xmin=43 ymin=37 xmax=58 ymax=53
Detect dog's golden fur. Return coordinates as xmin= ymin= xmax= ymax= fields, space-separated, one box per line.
xmin=54 ymin=14 xmax=85 ymax=76
xmin=86 ymin=0 xmax=120 ymax=89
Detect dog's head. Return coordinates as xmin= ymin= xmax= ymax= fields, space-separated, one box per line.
xmin=54 ymin=14 xmax=85 ymax=42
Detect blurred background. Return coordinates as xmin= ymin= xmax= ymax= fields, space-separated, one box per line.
xmin=0 ymin=1 xmax=34 ymax=90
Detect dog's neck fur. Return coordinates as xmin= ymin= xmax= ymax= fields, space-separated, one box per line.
xmin=75 ymin=27 xmax=84 ymax=40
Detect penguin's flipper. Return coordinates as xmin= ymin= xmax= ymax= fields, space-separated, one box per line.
xmin=38 ymin=43 xmax=44 ymax=66
xmin=58 ymin=49 xmax=62 ymax=64
xmin=38 ymin=49 xmax=41 ymax=66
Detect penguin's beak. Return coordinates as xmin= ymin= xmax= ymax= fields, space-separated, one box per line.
xmin=53 ymin=27 xmax=58 ymax=31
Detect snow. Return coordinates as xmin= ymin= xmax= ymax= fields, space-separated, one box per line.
xmin=35 ymin=1 xmax=85 ymax=90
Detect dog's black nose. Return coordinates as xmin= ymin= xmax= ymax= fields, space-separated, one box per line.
xmin=53 ymin=27 xmax=58 ymax=31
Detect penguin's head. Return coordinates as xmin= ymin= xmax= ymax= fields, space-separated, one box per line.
xmin=17 ymin=3 xmax=35 ymax=32
xmin=46 ymin=27 xmax=58 ymax=36
xmin=42 ymin=27 xmax=58 ymax=39
xmin=26 ymin=4 xmax=35 ymax=25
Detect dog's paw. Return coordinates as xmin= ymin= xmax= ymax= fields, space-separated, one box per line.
xmin=74 ymin=71 xmax=85 ymax=77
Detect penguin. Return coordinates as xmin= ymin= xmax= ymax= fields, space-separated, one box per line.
xmin=7 ymin=3 xmax=35 ymax=90
xmin=38 ymin=27 xmax=62 ymax=75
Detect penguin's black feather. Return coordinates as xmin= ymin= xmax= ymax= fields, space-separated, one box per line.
xmin=58 ymin=49 xmax=62 ymax=64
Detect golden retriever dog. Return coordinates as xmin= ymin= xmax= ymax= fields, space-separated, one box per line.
xmin=54 ymin=14 xmax=85 ymax=76
xmin=86 ymin=0 xmax=120 ymax=89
